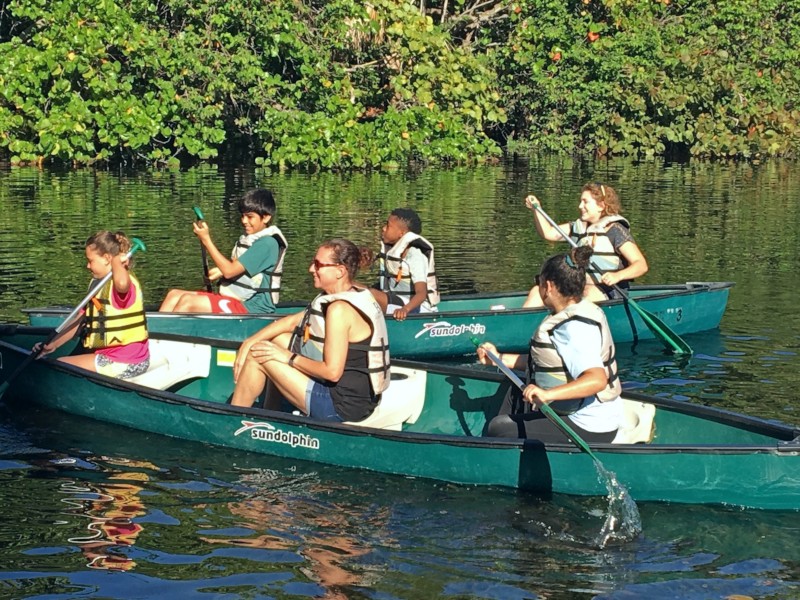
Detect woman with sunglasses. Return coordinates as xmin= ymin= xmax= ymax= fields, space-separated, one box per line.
xmin=522 ymin=182 xmax=648 ymax=307
xmin=478 ymin=246 xmax=622 ymax=442
xmin=230 ymin=239 xmax=390 ymax=423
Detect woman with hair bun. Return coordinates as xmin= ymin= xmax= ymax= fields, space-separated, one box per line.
xmin=478 ymin=246 xmax=623 ymax=443
xmin=231 ymin=239 xmax=390 ymax=423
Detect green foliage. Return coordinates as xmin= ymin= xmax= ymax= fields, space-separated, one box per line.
xmin=1 ymin=0 xmax=799 ymax=166
xmin=254 ymin=0 xmax=504 ymax=169
xmin=492 ymin=0 xmax=800 ymax=159
xmin=0 ymin=0 xmax=504 ymax=168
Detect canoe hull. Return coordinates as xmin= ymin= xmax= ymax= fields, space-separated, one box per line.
xmin=2 ymin=332 xmax=798 ymax=510
xmin=23 ymin=282 xmax=734 ymax=358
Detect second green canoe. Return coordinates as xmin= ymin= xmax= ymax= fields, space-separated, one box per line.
xmin=24 ymin=282 xmax=733 ymax=358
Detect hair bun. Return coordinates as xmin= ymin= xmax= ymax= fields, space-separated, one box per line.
xmin=357 ymin=246 xmax=376 ymax=269
xmin=572 ymin=246 xmax=594 ymax=270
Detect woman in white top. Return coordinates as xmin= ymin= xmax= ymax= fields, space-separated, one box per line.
xmin=478 ymin=246 xmax=622 ymax=443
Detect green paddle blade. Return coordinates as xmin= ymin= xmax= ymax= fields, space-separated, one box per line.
xmin=629 ymin=301 xmax=692 ymax=355
xmin=193 ymin=206 xmax=205 ymax=221
xmin=130 ymin=237 xmax=146 ymax=254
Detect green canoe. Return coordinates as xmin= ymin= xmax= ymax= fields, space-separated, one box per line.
xmin=23 ymin=282 xmax=733 ymax=358
xmin=1 ymin=329 xmax=797 ymax=510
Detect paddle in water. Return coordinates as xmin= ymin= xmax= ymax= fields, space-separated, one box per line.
xmin=471 ymin=336 xmax=641 ymax=547
xmin=533 ymin=204 xmax=692 ymax=356
xmin=0 ymin=238 xmax=146 ymax=400
xmin=193 ymin=206 xmax=213 ymax=293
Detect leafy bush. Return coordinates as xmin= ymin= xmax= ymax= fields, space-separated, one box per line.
xmin=0 ymin=0 xmax=504 ymax=168
xmin=1 ymin=0 xmax=798 ymax=166
xmin=492 ymin=0 xmax=800 ymax=158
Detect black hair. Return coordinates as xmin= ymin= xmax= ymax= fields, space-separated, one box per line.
xmin=322 ymin=238 xmax=373 ymax=280
xmin=538 ymin=246 xmax=594 ymax=300
xmin=390 ymin=208 xmax=422 ymax=234
xmin=238 ymin=189 xmax=276 ymax=217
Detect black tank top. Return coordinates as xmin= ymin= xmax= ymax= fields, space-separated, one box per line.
xmin=329 ymin=337 xmax=377 ymax=421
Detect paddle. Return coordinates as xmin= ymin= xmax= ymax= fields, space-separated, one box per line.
xmin=533 ymin=204 xmax=692 ymax=355
xmin=0 ymin=238 xmax=146 ymax=399
xmin=470 ymin=336 xmax=604 ymax=462
xmin=193 ymin=206 xmax=213 ymax=292
xmin=470 ymin=336 xmax=643 ymax=547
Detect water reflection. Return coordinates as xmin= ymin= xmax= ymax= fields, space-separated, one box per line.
xmin=4 ymin=157 xmax=800 ymax=598
xmin=616 ymin=328 xmax=800 ymax=422
xmin=2 ymin=158 xmax=800 ymax=324
xmin=199 ymin=468 xmax=386 ymax=599
xmin=58 ymin=458 xmax=153 ymax=571
xmin=2 ymin=422 xmax=800 ymax=598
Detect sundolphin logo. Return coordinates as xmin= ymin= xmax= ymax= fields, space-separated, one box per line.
xmin=414 ymin=321 xmax=487 ymax=339
xmin=234 ymin=421 xmax=320 ymax=449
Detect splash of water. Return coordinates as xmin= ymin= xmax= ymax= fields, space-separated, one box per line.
xmin=593 ymin=464 xmax=642 ymax=548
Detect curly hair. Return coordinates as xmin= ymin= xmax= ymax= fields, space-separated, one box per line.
xmin=86 ymin=231 xmax=131 ymax=256
xmin=582 ymin=182 xmax=621 ymax=216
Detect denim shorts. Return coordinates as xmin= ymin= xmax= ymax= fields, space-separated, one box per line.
xmin=304 ymin=381 xmax=344 ymax=422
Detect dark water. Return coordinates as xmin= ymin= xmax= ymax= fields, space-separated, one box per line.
xmin=1 ymin=157 xmax=800 ymax=598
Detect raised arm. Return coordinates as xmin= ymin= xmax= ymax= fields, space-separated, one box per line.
xmin=524 ymin=195 xmax=571 ymax=242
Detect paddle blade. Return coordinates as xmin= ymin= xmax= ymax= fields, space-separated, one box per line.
xmin=130 ymin=237 xmax=146 ymax=254
xmin=630 ymin=302 xmax=693 ymax=355
xmin=193 ymin=206 xmax=205 ymax=221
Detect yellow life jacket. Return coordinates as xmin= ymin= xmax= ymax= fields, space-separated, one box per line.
xmin=569 ymin=215 xmax=630 ymax=285
xmin=219 ymin=226 xmax=288 ymax=304
xmin=82 ymin=275 xmax=148 ymax=350
xmin=378 ymin=232 xmax=440 ymax=308
xmin=290 ymin=288 xmax=391 ymax=396
xmin=528 ymin=299 xmax=620 ymax=415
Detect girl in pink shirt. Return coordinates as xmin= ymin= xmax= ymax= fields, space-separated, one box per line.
xmin=37 ymin=231 xmax=150 ymax=379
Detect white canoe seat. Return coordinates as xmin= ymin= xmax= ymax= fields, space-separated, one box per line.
xmin=345 ymin=366 xmax=427 ymax=431
xmin=126 ymin=339 xmax=211 ymax=391
xmin=612 ymin=399 xmax=656 ymax=444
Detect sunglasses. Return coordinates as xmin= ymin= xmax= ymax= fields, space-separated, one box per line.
xmin=312 ymin=258 xmax=340 ymax=271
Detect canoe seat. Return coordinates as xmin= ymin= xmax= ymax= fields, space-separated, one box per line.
xmin=126 ymin=339 xmax=211 ymax=391
xmin=345 ymin=366 xmax=427 ymax=431
xmin=612 ymin=399 xmax=656 ymax=444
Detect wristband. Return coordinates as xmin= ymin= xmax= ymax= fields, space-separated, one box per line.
xmin=288 ymin=353 xmax=298 ymax=367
